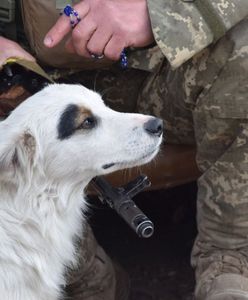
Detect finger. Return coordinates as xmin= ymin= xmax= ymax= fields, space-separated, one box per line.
xmin=87 ymin=28 xmax=112 ymax=56
xmin=71 ymin=17 xmax=97 ymax=57
xmin=44 ymin=2 xmax=90 ymax=48
xmin=104 ymin=36 xmax=126 ymax=61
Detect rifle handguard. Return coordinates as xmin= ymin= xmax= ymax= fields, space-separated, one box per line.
xmin=91 ymin=175 xmax=154 ymax=238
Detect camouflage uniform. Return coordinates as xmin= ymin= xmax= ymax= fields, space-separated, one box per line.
xmin=75 ymin=2 xmax=248 ymax=299
xmin=2 ymin=0 xmax=248 ymax=299
xmin=138 ymin=1 xmax=248 ymax=299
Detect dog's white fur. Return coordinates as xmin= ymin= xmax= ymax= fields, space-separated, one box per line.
xmin=0 ymin=84 xmax=162 ymax=300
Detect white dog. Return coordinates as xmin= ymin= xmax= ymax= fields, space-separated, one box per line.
xmin=0 ymin=84 xmax=162 ymax=300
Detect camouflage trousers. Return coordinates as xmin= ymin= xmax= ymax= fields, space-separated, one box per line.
xmin=66 ymin=25 xmax=248 ymax=298
xmin=65 ymin=223 xmax=117 ymax=300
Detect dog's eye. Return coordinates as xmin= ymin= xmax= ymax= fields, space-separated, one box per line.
xmin=79 ymin=117 xmax=96 ymax=130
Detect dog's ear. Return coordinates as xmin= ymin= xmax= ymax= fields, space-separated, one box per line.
xmin=0 ymin=129 xmax=36 ymax=175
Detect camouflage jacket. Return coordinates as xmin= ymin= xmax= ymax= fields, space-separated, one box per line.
xmin=146 ymin=0 xmax=248 ymax=69
xmin=117 ymin=1 xmax=248 ymax=71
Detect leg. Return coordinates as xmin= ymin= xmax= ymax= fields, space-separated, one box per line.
xmin=192 ymin=113 xmax=248 ymax=300
xmin=137 ymin=59 xmax=195 ymax=145
xmin=191 ymin=21 xmax=248 ymax=299
xmin=65 ymin=223 xmax=129 ymax=300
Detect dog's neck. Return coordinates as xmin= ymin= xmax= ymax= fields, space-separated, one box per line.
xmin=0 ymin=168 xmax=91 ymax=210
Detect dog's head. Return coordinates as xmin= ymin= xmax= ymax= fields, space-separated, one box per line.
xmin=0 ymin=84 xmax=163 ymax=185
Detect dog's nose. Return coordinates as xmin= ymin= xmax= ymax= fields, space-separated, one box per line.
xmin=144 ymin=117 xmax=163 ymax=137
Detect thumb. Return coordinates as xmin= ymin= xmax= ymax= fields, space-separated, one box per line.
xmin=0 ymin=38 xmax=36 ymax=67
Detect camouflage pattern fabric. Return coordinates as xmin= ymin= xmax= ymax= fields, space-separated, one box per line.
xmin=65 ymin=223 xmax=117 ymax=300
xmin=190 ymin=19 xmax=248 ymax=299
xmin=147 ymin=0 xmax=248 ymax=69
xmin=66 ymin=66 xmax=149 ymax=114
xmin=136 ymin=17 xmax=248 ymax=299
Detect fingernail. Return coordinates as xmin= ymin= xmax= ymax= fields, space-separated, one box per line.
xmin=44 ymin=36 xmax=53 ymax=47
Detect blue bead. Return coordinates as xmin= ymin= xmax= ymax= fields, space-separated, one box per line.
xmin=64 ymin=5 xmax=73 ymax=16
xmin=120 ymin=49 xmax=128 ymax=68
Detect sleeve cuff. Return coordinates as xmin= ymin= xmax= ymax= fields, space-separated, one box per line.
xmin=147 ymin=0 xmax=214 ymax=69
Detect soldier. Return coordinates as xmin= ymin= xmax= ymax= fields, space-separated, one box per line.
xmin=1 ymin=0 xmax=248 ymax=299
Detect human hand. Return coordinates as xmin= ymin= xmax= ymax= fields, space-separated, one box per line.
xmin=0 ymin=37 xmax=35 ymax=67
xmin=44 ymin=0 xmax=154 ymax=61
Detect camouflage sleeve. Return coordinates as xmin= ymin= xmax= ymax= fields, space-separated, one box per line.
xmin=146 ymin=0 xmax=248 ymax=69
xmin=200 ymin=19 xmax=248 ymax=120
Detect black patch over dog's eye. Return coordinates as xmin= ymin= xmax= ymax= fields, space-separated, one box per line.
xmin=58 ymin=104 xmax=78 ymax=140
xmin=78 ymin=117 xmax=96 ymax=130
xmin=58 ymin=104 xmax=97 ymax=140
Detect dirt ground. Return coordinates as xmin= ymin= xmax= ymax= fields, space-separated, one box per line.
xmin=88 ymin=181 xmax=198 ymax=300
